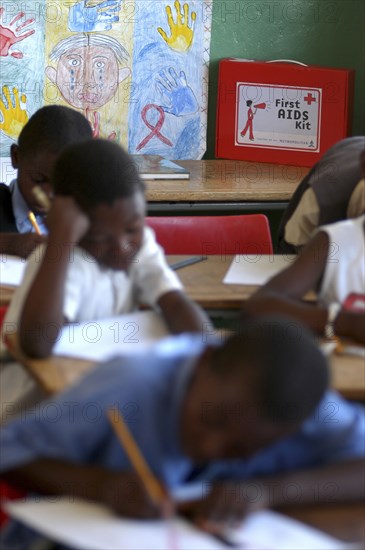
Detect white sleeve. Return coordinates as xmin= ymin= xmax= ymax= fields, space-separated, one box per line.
xmin=62 ymin=247 xmax=93 ymax=322
xmin=3 ymin=245 xmax=46 ymax=329
xmin=3 ymin=245 xmax=90 ymax=330
xmin=131 ymin=227 xmax=183 ymax=308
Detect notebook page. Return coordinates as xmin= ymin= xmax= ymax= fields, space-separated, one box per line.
xmin=53 ymin=311 xmax=169 ymax=361
xmin=0 ymin=255 xmax=26 ymax=286
xmin=5 ymin=497 xmax=358 ymax=550
xmin=223 ymin=255 xmax=296 ymax=285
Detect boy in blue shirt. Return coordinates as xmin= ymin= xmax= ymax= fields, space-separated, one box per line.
xmin=0 ymin=105 xmax=93 ymax=258
xmin=1 ymin=317 xmax=364 ymax=545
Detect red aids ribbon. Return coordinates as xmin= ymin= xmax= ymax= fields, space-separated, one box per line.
xmin=136 ymin=104 xmax=173 ymax=151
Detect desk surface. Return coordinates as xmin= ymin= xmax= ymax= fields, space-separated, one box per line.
xmin=5 ymin=329 xmax=364 ymax=401
xmin=2 ymin=255 xmax=364 ymax=399
xmin=145 ymin=160 xmax=309 ymax=203
xmin=0 ymin=255 xmax=304 ymax=310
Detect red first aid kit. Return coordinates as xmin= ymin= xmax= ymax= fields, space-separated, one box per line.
xmin=215 ymin=58 xmax=355 ymax=167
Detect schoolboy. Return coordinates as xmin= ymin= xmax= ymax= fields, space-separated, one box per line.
xmin=0 ymin=318 xmax=364 ymax=547
xmin=241 ymin=214 xmax=365 ymax=345
xmin=0 ymin=105 xmax=93 ymax=258
xmin=277 ymin=136 xmax=365 ymax=254
xmin=4 ymin=139 xmax=210 ymax=358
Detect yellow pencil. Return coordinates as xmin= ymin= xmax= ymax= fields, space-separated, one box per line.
xmin=27 ymin=211 xmax=42 ymax=235
xmin=107 ymin=408 xmax=166 ymax=506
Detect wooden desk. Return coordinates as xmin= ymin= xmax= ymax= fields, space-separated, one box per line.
xmin=145 ymin=160 xmax=309 ymax=213
xmin=5 ymin=329 xmax=364 ymax=400
xmin=3 ymin=255 xmax=364 ymax=399
xmin=0 ymin=255 xmax=290 ymax=310
xmin=171 ymin=254 xmax=257 ymax=309
xmin=0 ymin=285 xmax=14 ymax=307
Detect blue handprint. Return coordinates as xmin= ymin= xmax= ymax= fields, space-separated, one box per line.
xmin=68 ymin=0 xmax=121 ymax=32
xmin=156 ymin=67 xmax=198 ymax=117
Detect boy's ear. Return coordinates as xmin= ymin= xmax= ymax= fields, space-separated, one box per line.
xmin=10 ymin=144 xmax=19 ymax=169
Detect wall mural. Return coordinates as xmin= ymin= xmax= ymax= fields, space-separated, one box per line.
xmin=0 ymin=0 xmax=213 ymax=159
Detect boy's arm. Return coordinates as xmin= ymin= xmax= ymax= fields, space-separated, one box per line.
xmin=178 ymin=459 xmax=365 ymax=524
xmin=0 ymin=232 xmax=46 ymax=258
xmin=241 ymin=231 xmax=365 ymax=344
xmin=158 ymin=290 xmax=213 ymax=334
xmin=19 ymin=197 xmax=89 ymax=358
xmin=2 ymin=459 xmax=164 ymax=519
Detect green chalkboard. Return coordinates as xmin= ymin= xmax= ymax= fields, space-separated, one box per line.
xmin=205 ymin=0 xmax=365 ymax=158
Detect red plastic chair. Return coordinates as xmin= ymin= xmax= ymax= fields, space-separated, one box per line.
xmin=0 ymin=306 xmax=8 ymax=329
xmin=0 ymin=483 xmax=26 ymax=527
xmin=146 ymin=214 xmax=273 ymax=255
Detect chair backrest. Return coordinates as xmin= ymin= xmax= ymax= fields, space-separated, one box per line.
xmin=0 ymin=306 xmax=7 ymax=330
xmin=146 ymin=214 xmax=273 ymax=255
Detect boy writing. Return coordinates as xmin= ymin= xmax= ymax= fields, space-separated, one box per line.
xmin=0 ymin=105 xmax=93 ymax=258
xmin=241 ymin=214 xmax=365 ymax=345
xmin=0 ymin=318 xmax=364 ymax=547
xmin=4 ymin=139 xmax=210 ymax=358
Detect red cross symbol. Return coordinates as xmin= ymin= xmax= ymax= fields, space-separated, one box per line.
xmin=304 ymin=93 xmax=316 ymax=105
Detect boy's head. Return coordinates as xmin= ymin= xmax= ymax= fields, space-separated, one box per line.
xmin=53 ymin=139 xmax=146 ymax=270
xmin=11 ymin=105 xmax=92 ymax=214
xmin=181 ymin=317 xmax=329 ymax=462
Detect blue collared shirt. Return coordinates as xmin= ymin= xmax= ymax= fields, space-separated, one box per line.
xmin=1 ymin=334 xmax=364 ymax=547
xmin=8 ymin=179 xmax=47 ymax=235
xmin=1 ymin=333 xmax=364 ymax=480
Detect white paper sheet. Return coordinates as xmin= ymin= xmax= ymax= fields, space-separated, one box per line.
xmin=53 ymin=311 xmax=169 ymax=361
xmin=4 ymin=497 xmax=357 ymax=550
xmin=223 ymin=255 xmax=296 ymax=285
xmin=0 ymin=255 xmax=26 ymax=286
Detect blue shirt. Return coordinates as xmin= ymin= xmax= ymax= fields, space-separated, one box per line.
xmin=8 ymin=179 xmax=47 ymax=235
xmin=1 ymin=334 xmax=364 ymax=484
xmin=1 ymin=334 xmax=364 ymax=548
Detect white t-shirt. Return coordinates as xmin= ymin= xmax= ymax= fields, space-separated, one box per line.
xmin=318 ymin=215 xmax=365 ymax=305
xmin=5 ymin=227 xmax=183 ymax=326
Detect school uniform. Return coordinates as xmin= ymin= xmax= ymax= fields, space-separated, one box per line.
xmin=0 ymin=180 xmax=47 ymax=234
xmin=278 ymin=136 xmax=365 ymax=253
xmin=1 ymin=334 xmax=364 ymax=546
xmin=317 ymin=215 xmax=365 ymax=304
xmin=5 ymin=226 xmax=182 ymax=326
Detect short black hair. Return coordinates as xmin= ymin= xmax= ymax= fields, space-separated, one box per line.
xmin=18 ymin=105 xmax=93 ymax=156
xmin=53 ymin=139 xmax=146 ymax=209
xmin=212 ymin=316 xmax=329 ymax=425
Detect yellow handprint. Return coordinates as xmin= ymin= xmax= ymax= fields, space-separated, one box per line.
xmin=0 ymin=86 xmax=29 ymax=140
xmin=157 ymin=0 xmax=196 ymax=52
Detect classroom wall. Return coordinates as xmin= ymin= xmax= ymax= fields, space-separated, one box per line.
xmin=205 ymin=0 xmax=365 ymax=159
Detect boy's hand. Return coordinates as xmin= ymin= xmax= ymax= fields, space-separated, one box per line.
xmin=46 ymin=196 xmax=90 ymax=245
xmin=101 ymin=471 xmax=171 ymax=519
xmin=1 ymin=233 xmax=46 ymax=258
xmin=336 ymin=310 xmax=365 ymax=345
xmin=177 ymin=482 xmax=269 ymax=529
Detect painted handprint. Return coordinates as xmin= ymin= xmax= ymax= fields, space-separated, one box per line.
xmin=0 ymin=86 xmax=29 ymax=140
xmin=156 ymin=68 xmax=198 ymax=117
xmin=85 ymin=107 xmax=116 ymax=140
xmin=68 ymin=0 xmax=121 ymax=32
xmin=0 ymin=8 xmax=35 ymax=58
xmin=157 ymin=1 xmax=196 ymax=52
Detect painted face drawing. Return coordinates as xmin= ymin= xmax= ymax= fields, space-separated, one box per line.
xmin=46 ymin=34 xmax=130 ymax=110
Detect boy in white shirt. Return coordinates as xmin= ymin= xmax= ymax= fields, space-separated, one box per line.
xmin=4 ymin=139 xmax=210 ymax=359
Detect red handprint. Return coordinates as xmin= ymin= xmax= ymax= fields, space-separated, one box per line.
xmin=0 ymin=7 xmax=35 ymax=59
